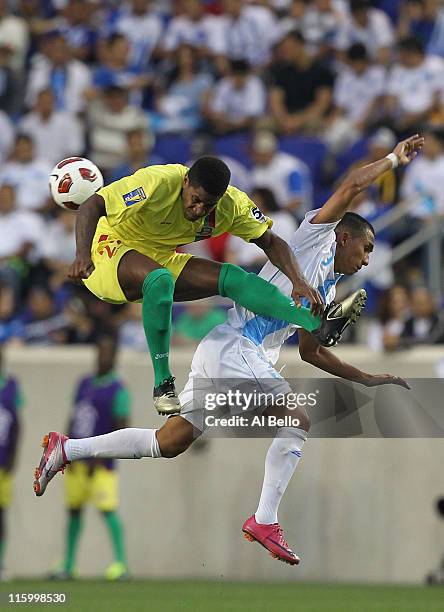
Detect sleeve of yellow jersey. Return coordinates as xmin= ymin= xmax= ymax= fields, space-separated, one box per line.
xmin=97 ymin=164 xmax=187 ymax=227
xmin=227 ymin=187 xmax=273 ymax=242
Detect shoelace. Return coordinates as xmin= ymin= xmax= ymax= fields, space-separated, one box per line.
xmin=272 ymin=525 xmax=291 ymax=551
xmin=161 ymin=377 xmax=176 ymax=397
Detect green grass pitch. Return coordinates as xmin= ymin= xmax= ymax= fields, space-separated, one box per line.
xmin=1 ymin=580 xmax=443 ymax=612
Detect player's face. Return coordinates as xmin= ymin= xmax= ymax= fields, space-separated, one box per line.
xmin=335 ymin=229 xmax=374 ymax=274
xmin=182 ymin=177 xmax=219 ymax=221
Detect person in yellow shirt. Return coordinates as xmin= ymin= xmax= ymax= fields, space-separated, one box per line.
xmin=67 ymin=157 xmax=363 ymax=414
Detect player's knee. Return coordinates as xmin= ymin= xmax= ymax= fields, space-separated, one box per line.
xmin=142 ymin=269 xmax=174 ymax=304
xmin=159 ymin=432 xmax=193 ymax=458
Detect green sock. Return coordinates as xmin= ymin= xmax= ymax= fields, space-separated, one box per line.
xmin=218 ymin=263 xmax=320 ymax=332
xmin=103 ymin=512 xmax=126 ymax=565
xmin=64 ymin=511 xmax=82 ymax=573
xmin=142 ymin=269 xmax=175 ymax=387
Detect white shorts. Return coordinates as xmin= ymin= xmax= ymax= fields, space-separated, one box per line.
xmin=179 ymin=323 xmax=292 ymax=431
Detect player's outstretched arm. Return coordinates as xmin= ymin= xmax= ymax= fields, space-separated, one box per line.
xmin=312 ymin=134 xmax=424 ymax=225
xmin=253 ymin=229 xmax=324 ymax=315
xmin=68 ymin=194 xmax=106 ymax=282
xmin=298 ymin=330 xmax=410 ymax=389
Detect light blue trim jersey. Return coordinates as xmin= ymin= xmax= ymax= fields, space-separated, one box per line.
xmin=227 ymin=208 xmax=342 ymax=364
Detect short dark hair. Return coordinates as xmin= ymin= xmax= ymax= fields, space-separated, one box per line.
xmin=398 ymin=35 xmax=424 ymax=55
xmin=335 ymin=212 xmax=375 ymax=238
xmin=188 ymin=156 xmax=231 ymax=197
xmin=350 ymin=0 xmax=370 ymax=13
xmin=231 ymin=59 xmax=250 ymax=74
xmin=347 ymin=42 xmax=368 ymax=62
xmin=284 ymin=29 xmax=305 ymax=45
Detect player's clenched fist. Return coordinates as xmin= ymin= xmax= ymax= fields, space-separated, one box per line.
xmin=68 ymin=256 xmax=95 ymax=283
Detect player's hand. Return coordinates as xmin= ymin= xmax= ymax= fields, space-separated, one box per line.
xmin=291 ymin=279 xmax=324 ymax=316
xmin=363 ymin=374 xmax=411 ymax=390
xmin=392 ymin=134 xmax=424 ymax=166
xmin=68 ymin=256 xmax=95 ymax=283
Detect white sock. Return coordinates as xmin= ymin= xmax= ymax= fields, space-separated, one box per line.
xmin=255 ymin=427 xmax=307 ymax=525
xmin=64 ymin=428 xmax=162 ymax=461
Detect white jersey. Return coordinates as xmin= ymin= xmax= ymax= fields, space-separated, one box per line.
xmin=226 ymin=209 xmax=342 ymax=364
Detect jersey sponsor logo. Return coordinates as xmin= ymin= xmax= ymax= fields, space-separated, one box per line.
xmin=194 ymin=210 xmax=216 ymax=241
xmin=320 ymin=255 xmax=334 ymax=267
xmin=123 ymin=186 xmax=146 ymax=207
xmin=250 ymin=206 xmax=266 ymax=223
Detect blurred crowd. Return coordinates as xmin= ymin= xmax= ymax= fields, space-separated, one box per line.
xmin=0 ymin=0 xmax=444 ymax=352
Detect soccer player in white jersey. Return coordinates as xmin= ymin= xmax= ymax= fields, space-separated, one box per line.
xmin=33 ymin=135 xmax=423 ymax=564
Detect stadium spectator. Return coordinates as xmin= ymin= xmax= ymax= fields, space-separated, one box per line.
xmin=51 ymin=334 xmax=130 ymax=580
xmin=0 ymin=183 xmax=44 ymax=296
xmin=397 ymin=0 xmax=444 ymax=57
xmin=22 ymin=285 xmax=69 ymax=345
xmin=0 ymin=134 xmax=52 ymax=212
xmin=0 ymin=346 xmax=22 ymax=580
xmin=88 ymin=85 xmax=147 ymax=173
xmin=249 ymin=130 xmax=313 ymax=215
xmin=56 ymin=0 xmax=98 ymax=63
xmin=367 ymin=285 xmax=410 ymax=352
xmin=278 ymin=0 xmax=347 ymax=59
xmin=113 ymin=0 xmax=163 ymax=71
xmin=225 ymin=187 xmax=297 ymax=272
xmin=401 ymin=126 xmax=444 ymax=218
xmin=209 ymin=0 xmax=279 ymax=70
xmin=19 ymin=88 xmax=85 ymax=165
xmin=162 ymin=0 xmax=219 ymax=57
xmin=92 ymin=34 xmax=151 ymax=107
xmin=0 ymin=285 xmax=24 ymax=345
xmin=335 ymin=0 xmax=395 ymax=65
xmin=26 ymin=32 xmax=92 ymax=113
xmin=109 ymin=129 xmax=162 ymax=182
xmin=172 ymin=301 xmax=227 ymax=345
xmin=325 ymin=43 xmax=385 ymax=153
xmin=400 ymin=286 xmax=444 ymax=345
xmin=385 ymin=36 xmax=444 ymax=134
xmin=204 ymin=59 xmax=266 ymax=135
xmin=269 ymin=30 xmax=334 ymax=135
xmin=152 ymin=44 xmax=212 ymax=133
xmin=0 ymin=0 xmax=29 ymax=72
xmin=40 ymin=208 xmax=76 ymax=291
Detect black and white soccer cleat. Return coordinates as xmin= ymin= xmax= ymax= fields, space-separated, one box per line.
xmin=153 ymin=376 xmax=181 ymax=415
xmin=314 ymin=289 xmax=367 ymax=347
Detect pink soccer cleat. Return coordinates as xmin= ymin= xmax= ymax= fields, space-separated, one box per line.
xmin=242 ymin=515 xmax=300 ymax=566
xmin=33 ymin=432 xmax=70 ymax=497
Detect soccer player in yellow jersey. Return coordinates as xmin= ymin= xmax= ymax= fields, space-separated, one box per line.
xmin=68 ymin=157 xmax=364 ymax=414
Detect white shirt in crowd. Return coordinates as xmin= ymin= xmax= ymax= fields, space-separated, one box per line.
xmin=0 ymin=13 xmax=29 ymax=71
xmin=386 ymin=55 xmax=444 ymax=115
xmin=115 ymin=8 xmax=163 ymax=68
xmin=250 ymin=151 xmax=313 ymax=213
xmin=41 ymin=218 xmax=76 ymax=264
xmin=209 ymin=75 xmax=266 ymax=121
xmin=162 ymin=13 xmax=220 ymax=52
xmin=401 ymin=154 xmax=444 ymax=217
xmin=0 ymin=159 xmax=52 ymax=211
xmin=209 ymin=5 xmax=279 ymax=67
xmin=26 ymin=55 xmax=92 ymax=114
xmin=19 ymin=110 xmax=85 ymax=166
xmin=335 ymin=8 xmax=394 ymax=59
xmin=0 ymin=209 xmax=45 ymax=261
xmin=333 ymin=64 xmax=386 ymax=123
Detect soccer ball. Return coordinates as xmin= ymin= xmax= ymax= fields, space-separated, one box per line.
xmin=49 ymin=157 xmax=104 ymax=211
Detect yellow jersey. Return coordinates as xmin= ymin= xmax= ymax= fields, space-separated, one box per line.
xmin=96 ymin=164 xmax=272 ymax=256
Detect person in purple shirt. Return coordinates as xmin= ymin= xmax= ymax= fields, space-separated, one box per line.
xmin=51 ymin=334 xmax=130 ymax=581
xmin=0 ymin=347 xmax=22 ymax=579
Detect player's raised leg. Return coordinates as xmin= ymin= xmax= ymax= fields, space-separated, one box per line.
xmin=33 ymin=418 xmax=197 ymax=497
xmin=117 ymin=251 xmax=179 ymax=415
xmin=174 ymin=257 xmax=367 ymax=345
xmin=242 ymin=403 xmax=310 ymax=566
